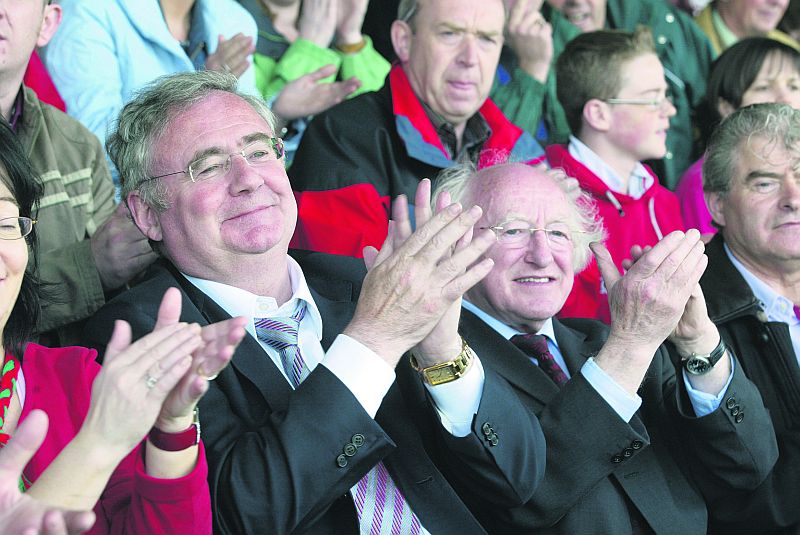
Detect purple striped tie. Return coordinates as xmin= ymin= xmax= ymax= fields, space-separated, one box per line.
xmin=256 ymin=302 xmax=422 ymax=533
xmin=353 ymin=460 xmax=422 ymax=535
xmin=255 ymin=303 xmax=309 ymax=387
xmin=794 ymin=304 xmax=800 ymax=321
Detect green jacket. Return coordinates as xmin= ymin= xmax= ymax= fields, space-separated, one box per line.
xmin=17 ymin=86 xmax=115 ymax=346
xmin=492 ymin=0 xmax=716 ymax=189
xmin=490 ymin=7 xmax=578 ymax=146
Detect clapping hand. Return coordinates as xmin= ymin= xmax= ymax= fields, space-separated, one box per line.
xmin=205 ymin=33 xmax=255 ymax=77
xmin=347 ymin=181 xmax=495 ymax=367
xmin=0 ymin=411 xmax=96 ymax=535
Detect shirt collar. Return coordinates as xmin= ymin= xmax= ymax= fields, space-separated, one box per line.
xmin=711 ymin=7 xmax=739 ymax=51
xmin=420 ymin=100 xmax=491 ymax=163
xmin=183 ymin=256 xmax=324 ymax=339
xmin=8 ymin=88 xmax=24 ymax=132
xmin=568 ymin=135 xmax=653 ymax=199
xmin=462 ymin=299 xmax=559 ymax=347
xmin=724 ymin=243 xmax=800 ymax=325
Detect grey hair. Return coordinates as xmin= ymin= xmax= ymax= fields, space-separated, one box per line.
xmin=704 ymin=102 xmax=800 ymax=197
xmin=108 ymin=70 xmax=276 ymax=211
xmin=432 ymin=160 xmax=606 ymax=272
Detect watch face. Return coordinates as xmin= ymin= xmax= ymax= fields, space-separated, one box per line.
xmin=428 ymin=367 xmax=456 ymax=385
xmin=685 ymin=356 xmax=712 ymax=375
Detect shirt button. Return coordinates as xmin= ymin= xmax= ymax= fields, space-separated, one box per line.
xmin=665 ymin=13 xmax=675 ymax=23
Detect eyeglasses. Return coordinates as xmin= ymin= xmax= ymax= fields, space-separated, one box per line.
xmin=604 ymin=95 xmax=674 ymax=111
xmin=145 ymin=136 xmax=285 ymax=183
xmin=481 ymin=223 xmax=585 ymax=249
xmin=0 ymin=217 xmax=36 ymax=240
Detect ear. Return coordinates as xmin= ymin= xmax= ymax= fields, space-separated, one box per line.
xmin=717 ymin=98 xmax=736 ymax=119
xmin=705 ymin=191 xmax=726 ymax=228
xmin=37 ymin=3 xmax=62 ymax=47
xmin=127 ymin=192 xmax=164 ymax=242
xmin=391 ymin=20 xmax=413 ymax=64
xmin=582 ymin=98 xmax=612 ymax=133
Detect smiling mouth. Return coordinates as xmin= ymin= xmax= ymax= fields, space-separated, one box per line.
xmin=515 ymin=277 xmax=554 ymax=283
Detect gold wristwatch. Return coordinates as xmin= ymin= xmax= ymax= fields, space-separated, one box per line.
xmin=410 ymin=338 xmax=475 ymax=386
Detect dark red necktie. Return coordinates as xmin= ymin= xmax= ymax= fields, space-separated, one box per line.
xmin=511 ymin=334 xmax=569 ymax=387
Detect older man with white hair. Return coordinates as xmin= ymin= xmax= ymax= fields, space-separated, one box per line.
xmin=422 ymin=160 xmax=778 ymax=534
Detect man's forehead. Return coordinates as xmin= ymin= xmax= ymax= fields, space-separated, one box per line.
xmin=419 ymin=0 xmax=505 ymax=30
xmin=736 ymin=136 xmax=800 ymax=174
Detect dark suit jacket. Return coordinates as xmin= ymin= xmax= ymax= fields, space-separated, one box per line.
xmin=82 ymin=251 xmax=545 ymax=534
xmin=448 ymin=310 xmax=778 ymax=535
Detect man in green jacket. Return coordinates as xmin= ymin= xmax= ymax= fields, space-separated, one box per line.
xmin=493 ymin=0 xmax=716 ymax=189
xmin=0 ymin=0 xmax=157 ymax=345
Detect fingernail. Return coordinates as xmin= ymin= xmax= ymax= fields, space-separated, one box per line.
xmin=468 ymin=205 xmax=482 ymax=218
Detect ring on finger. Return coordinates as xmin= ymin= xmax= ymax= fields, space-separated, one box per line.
xmin=197 ymin=363 xmax=219 ymax=381
xmin=145 ymin=373 xmax=159 ymax=389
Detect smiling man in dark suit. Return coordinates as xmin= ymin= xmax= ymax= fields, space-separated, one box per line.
xmin=80 ymin=70 xmax=545 ymax=535
xmin=428 ymin=160 xmax=779 ymax=534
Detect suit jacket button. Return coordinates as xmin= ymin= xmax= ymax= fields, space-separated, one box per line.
xmin=489 ymin=436 xmax=499 ymax=446
xmin=336 ymin=454 xmax=348 ymax=468
xmin=482 ymin=422 xmax=493 ymax=436
xmin=352 ymin=434 xmax=365 ymax=447
xmin=631 ymin=440 xmax=643 ymax=450
xmin=344 ymin=443 xmax=357 ymax=457
xmin=726 ymin=397 xmax=736 ymax=409
xmin=735 ymin=413 xmax=744 ymax=423
xmin=611 ymin=455 xmax=624 ymax=463
xmin=731 ymin=405 xmax=740 ymax=416
xmin=623 ymin=448 xmax=634 ymax=458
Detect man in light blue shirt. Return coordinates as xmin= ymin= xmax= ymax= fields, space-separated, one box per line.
xmin=430 ymin=160 xmax=778 ymax=534
xmin=701 ymin=102 xmax=800 ymax=534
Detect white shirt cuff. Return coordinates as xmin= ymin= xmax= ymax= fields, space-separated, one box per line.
xmin=321 ymin=334 xmax=395 ymax=418
xmin=682 ymin=358 xmax=735 ymax=417
xmin=424 ymin=357 xmax=485 ymax=437
xmin=581 ymin=357 xmax=642 ymax=423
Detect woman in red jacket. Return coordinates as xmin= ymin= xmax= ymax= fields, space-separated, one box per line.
xmin=0 ymin=120 xmax=246 ymax=534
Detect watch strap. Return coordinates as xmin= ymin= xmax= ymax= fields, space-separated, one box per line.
xmin=148 ymin=408 xmax=200 ymax=451
xmin=682 ymin=338 xmax=727 ymax=376
xmin=410 ymin=339 xmax=474 ymax=386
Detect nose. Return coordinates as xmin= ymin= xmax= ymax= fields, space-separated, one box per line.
xmin=456 ymin=34 xmax=479 ymax=67
xmin=227 ymin=153 xmax=263 ymax=195
xmin=662 ymin=97 xmax=677 ymax=118
xmin=523 ymin=230 xmax=555 ymax=267
xmin=781 ymin=176 xmax=800 ymax=210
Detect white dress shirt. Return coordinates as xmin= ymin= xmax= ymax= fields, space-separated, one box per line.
xmin=463 ymin=300 xmax=730 ymax=422
xmin=568 ymin=135 xmax=654 ymax=198
xmin=726 ymin=244 xmax=800 ymax=363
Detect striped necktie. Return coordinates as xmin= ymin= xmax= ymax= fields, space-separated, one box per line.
xmin=255 ymin=302 xmax=309 ymax=387
xmin=255 ymin=301 xmax=422 ymax=534
xmin=794 ymin=304 xmax=800 ymax=321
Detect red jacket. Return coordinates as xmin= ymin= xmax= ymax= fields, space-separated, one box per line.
xmin=546 ymin=144 xmax=685 ymax=322
xmin=289 ymin=64 xmax=545 ymax=257
xmin=20 ymin=344 xmax=212 ymax=534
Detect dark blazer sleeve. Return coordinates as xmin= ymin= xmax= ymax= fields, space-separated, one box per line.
xmin=397 ymin=357 xmax=546 ymax=508
xmin=671 ymin=349 xmax=779 ymax=493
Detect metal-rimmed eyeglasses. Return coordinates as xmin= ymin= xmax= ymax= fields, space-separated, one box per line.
xmin=0 ymin=217 xmax=37 ymax=240
xmin=481 ymin=222 xmax=585 ymax=249
xmin=604 ymin=94 xmax=674 ymax=111
xmin=145 ymin=135 xmax=285 ymax=183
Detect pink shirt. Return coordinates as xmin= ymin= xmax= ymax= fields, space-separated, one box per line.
xmin=675 ymin=157 xmax=717 ymax=235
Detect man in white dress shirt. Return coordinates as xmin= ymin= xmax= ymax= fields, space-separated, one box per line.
xmin=82 ymin=70 xmax=546 ymax=535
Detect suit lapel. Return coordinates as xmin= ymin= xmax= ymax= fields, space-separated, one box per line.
xmin=167 ymin=264 xmax=295 ymax=410
xmin=459 ymin=310 xmax=560 ymax=403
xmin=552 ymin=319 xmax=597 ymax=376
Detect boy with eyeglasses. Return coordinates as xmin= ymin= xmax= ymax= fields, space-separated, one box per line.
xmin=545 ymin=26 xmax=686 ymax=323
